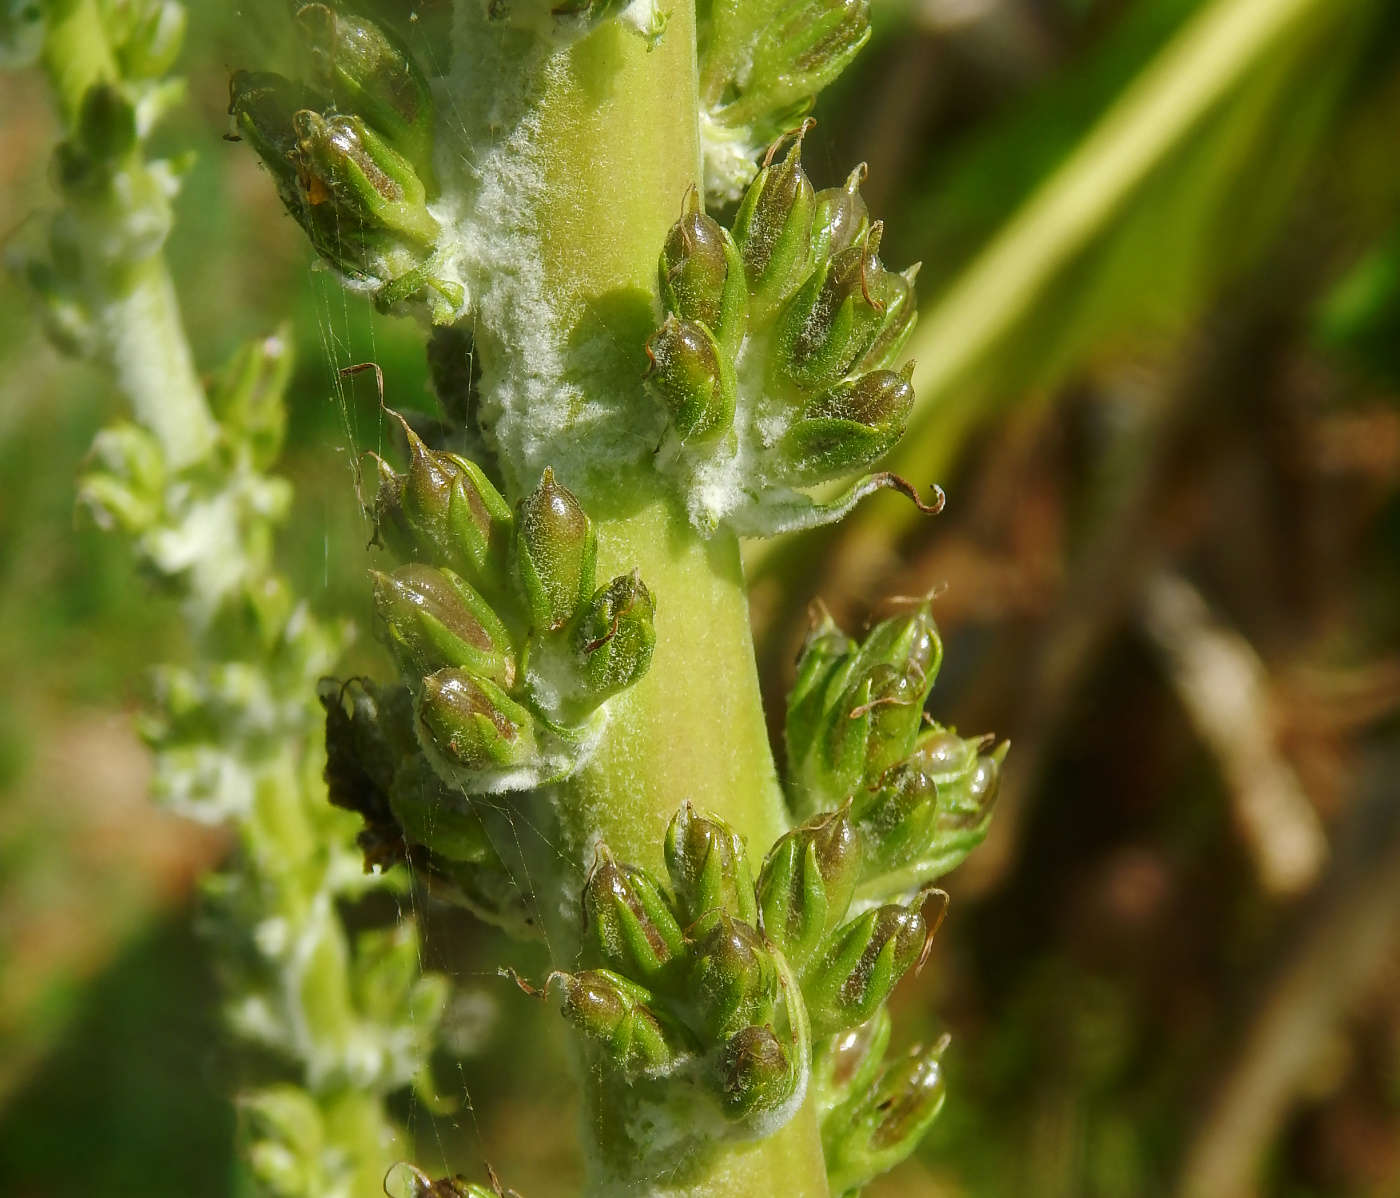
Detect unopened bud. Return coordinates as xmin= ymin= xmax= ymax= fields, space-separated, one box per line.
xmin=732 ymin=132 xmax=816 ymax=321
xmin=297 ymin=5 xmax=436 ymax=192
xmin=644 ymin=316 xmax=737 ymax=444
xmin=53 ymin=84 xmax=137 ymax=197
xmin=78 ymin=422 xmax=165 ymax=536
xmin=664 ymin=802 xmax=758 ymax=926
xmin=515 ymin=469 xmax=598 ymax=632
xmin=583 ymin=846 xmax=687 ymax=992
xmin=659 ymin=189 xmax=748 ymax=354
xmin=803 ymin=899 xmax=930 ymax=1036
xmin=811 ymin=1006 xmax=891 ymax=1115
xmin=857 ymin=264 xmax=919 ymax=373
xmin=775 ymin=223 xmax=895 ymax=392
xmin=811 ymin=163 xmax=870 ymax=263
xmin=211 ymin=332 xmax=292 ymax=471
xmin=396 ymin=425 xmax=512 ymax=583
xmin=416 ymin=669 xmax=537 ymax=779
xmin=786 ymin=602 xmax=855 ymax=810
xmin=372 ymin=565 xmax=515 ymax=686
xmin=758 ymin=803 xmax=862 ymax=974
xmin=689 ymin=911 xmax=778 ymax=1041
xmin=824 ymin=1039 xmax=949 ymax=1197
xmin=781 ymin=363 xmax=915 ymax=483
xmin=292 ymin=110 xmax=438 ymax=247
xmin=719 ymin=1024 xmax=797 ymax=1119
xmin=114 ymin=0 xmax=187 ymax=79
xmin=573 ymin=571 xmax=657 ymax=708
xmin=389 ymin=774 xmax=498 ymax=866
xmin=559 ymin=970 xmax=689 ymax=1074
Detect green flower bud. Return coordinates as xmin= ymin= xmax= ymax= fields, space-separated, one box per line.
xmin=557 ymin=969 xmax=690 ymax=1074
xmin=688 ymin=911 xmax=778 ymax=1041
xmin=644 ymin=316 xmax=737 ymax=444
xmin=52 ymin=83 xmax=137 ymax=197
xmin=113 ymin=0 xmax=187 ymax=80
xmin=780 ymin=363 xmax=915 ymax=484
xmin=803 ymin=898 xmax=931 ymax=1036
xmin=210 ymin=331 xmax=292 ymax=472
xmin=582 ymin=846 xmax=687 ymax=992
xmin=775 ymin=222 xmax=899 ymax=392
xmin=659 ymin=188 xmax=748 ymax=354
xmin=416 ymin=668 xmax=538 ymax=780
xmin=718 ymin=1024 xmax=797 ymax=1119
xmin=811 ymin=163 xmax=870 ymax=264
xmin=372 ymin=564 xmax=515 ymax=686
xmin=78 ymin=421 xmax=165 ymax=536
xmin=823 ymin=1039 xmax=949 ymax=1198
xmin=395 ymin=424 xmax=512 ymax=584
xmin=664 ymin=802 xmax=758 ymax=927
xmin=732 ymin=130 xmax=816 ymax=322
xmin=292 ymin=109 xmax=439 ymax=248
xmin=514 ymin=469 xmax=598 ymax=633
xmin=851 ymin=754 xmax=939 ymax=880
xmin=856 ymin=264 xmax=919 ymax=374
xmin=785 ymin=601 xmax=855 ymax=801
xmin=574 ymin=570 xmax=657 ymax=708
xmin=296 ymin=5 xmax=437 ymax=193
xmin=811 ymin=1006 xmax=891 ymax=1115
xmin=758 ymin=803 xmax=862 ymax=974
xmin=387 ymin=759 xmax=498 ymax=865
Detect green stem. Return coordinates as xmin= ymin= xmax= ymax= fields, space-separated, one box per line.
xmin=442 ymin=6 xmax=830 ymax=1193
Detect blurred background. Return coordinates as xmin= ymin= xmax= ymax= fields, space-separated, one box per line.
xmin=3 ymin=0 xmax=1400 ymax=1195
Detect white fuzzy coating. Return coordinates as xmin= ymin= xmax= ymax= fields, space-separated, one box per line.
xmin=700 ymin=110 xmax=760 ymax=206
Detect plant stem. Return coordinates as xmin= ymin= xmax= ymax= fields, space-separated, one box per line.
xmin=441 ymin=5 xmax=830 ymax=1192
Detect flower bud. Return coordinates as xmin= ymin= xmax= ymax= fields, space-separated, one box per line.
xmin=811 ymin=163 xmax=870 ymax=264
xmin=780 ymin=363 xmax=915 ymax=483
xmin=395 ymin=425 xmax=512 ymax=583
xmin=292 ymin=110 xmax=439 ymax=248
xmin=114 ymin=0 xmax=187 ymax=80
xmin=296 ymin=5 xmax=436 ymax=192
xmin=719 ymin=1024 xmax=797 ymax=1119
xmin=372 ymin=564 xmax=515 ymax=686
xmin=758 ymin=803 xmax=862 ymax=974
xmin=78 ymin=422 xmax=165 ymax=536
xmin=388 ymin=768 xmax=497 ymax=866
xmin=558 ymin=969 xmax=690 ymax=1074
xmin=52 ymin=84 xmax=137 ymax=198
xmin=732 ymin=132 xmax=816 ymax=322
xmin=803 ymin=899 xmax=930 ymax=1036
xmin=573 ymin=570 xmax=657 ymax=708
xmin=664 ymin=802 xmax=758 ymax=927
xmin=658 ymin=188 xmax=748 ymax=354
xmin=211 ymin=332 xmax=292 ymax=472
xmin=688 ymin=911 xmax=778 ymax=1041
xmin=514 ymin=469 xmax=597 ymax=633
xmin=856 ymin=264 xmax=919 ymax=373
xmin=786 ymin=602 xmax=855 ymax=809
xmin=644 ymin=316 xmax=737 ymax=444
xmin=775 ymin=223 xmax=896 ymax=392
xmin=583 ymin=846 xmax=687 ymax=992
xmin=415 ymin=668 xmax=538 ymax=780
xmin=811 ymin=1006 xmax=891 ymax=1115
xmin=823 ymin=1039 xmax=948 ymax=1197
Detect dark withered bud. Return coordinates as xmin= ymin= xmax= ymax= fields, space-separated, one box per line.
xmin=292 ymin=109 xmax=438 ymax=247
xmin=396 ymin=425 xmax=512 ymax=584
xmin=515 ymin=469 xmax=597 ymax=633
xmin=719 ymin=1024 xmax=797 ymax=1119
xmin=811 ymin=163 xmax=870 ymax=264
xmin=659 ymin=188 xmax=748 ymax=354
xmin=732 ymin=130 xmax=816 ymax=322
xmin=758 ymin=803 xmax=862 ymax=974
xmin=774 ymin=222 xmax=894 ymax=392
xmin=296 ymin=5 xmax=436 ymax=192
xmin=558 ymin=969 xmax=690 ymax=1074
xmin=689 ymin=911 xmax=778 ymax=1041
xmin=803 ymin=898 xmax=931 ymax=1036
xmin=582 ymin=846 xmax=687 ymax=992
xmin=664 ymin=802 xmax=758 ymax=926
xmin=781 ymin=363 xmax=915 ymax=484
xmin=415 ymin=668 xmax=538 ymax=782
xmin=823 ymin=1038 xmax=949 ymax=1197
xmin=228 ymin=71 xmax=321 ymax=190
xmin=573 ymin=571 xmax=657 ymax=708
xmin=811 ymin=1006 xmax=891 ymax=1115
xmin=371 ymin=564 xmax=515 ymax=686
xmin=644 ymin=316 xmax=737 ymax=444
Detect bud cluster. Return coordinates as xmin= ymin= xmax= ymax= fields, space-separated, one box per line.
xmin=697 ymin=0 xmax=872 ymax=203
xmin=322 ymin=386 xmax=656 ymax=891
xmin=227 ymin=7 xmax=463 ymax=322
xmin=549 ymin=801 xmax=941 ymax=1132
xmin=812 ymin=1010 xmax=951 ymax=1198
xmin=786 ymin=599 xmax=1007 ymax=904
xmin=645 ymin=137 xmax=930 ymax=536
